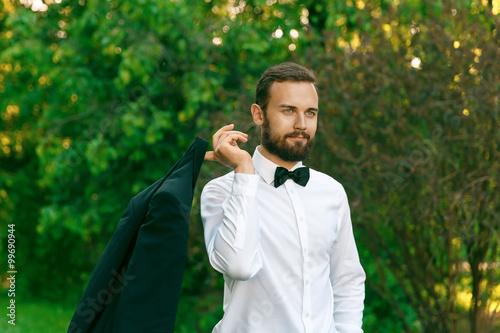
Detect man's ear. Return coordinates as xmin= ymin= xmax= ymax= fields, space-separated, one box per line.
xmin=251 ymin=104 xmax=264 ymax=126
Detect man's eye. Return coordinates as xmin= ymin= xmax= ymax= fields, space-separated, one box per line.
xmin=283 ymin=109 xmax=293 ymax=113
xmin=306 ymin=111 xmax=316 ymax=116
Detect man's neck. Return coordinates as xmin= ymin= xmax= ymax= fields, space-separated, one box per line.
xmin=257 ymin=145 xmax=300 ymax=170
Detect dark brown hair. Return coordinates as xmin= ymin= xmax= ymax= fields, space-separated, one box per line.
xmin=255 ymin=62 xmax=317 ymax=113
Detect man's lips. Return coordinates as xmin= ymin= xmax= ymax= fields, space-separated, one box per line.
xmin=286 ymin=132 xmax=310 ymax=139
xmin=286 ymin=132 xmax=310 ymax=141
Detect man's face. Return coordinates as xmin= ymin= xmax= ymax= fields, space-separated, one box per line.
xmin=261 ymin=81 xmax=318 ymax=162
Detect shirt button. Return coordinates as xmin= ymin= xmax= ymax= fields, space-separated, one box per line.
xmin=305 ymin=280 xmax=309 ymax=285
xmin=305 ymin=313 xmax=310 ymax=318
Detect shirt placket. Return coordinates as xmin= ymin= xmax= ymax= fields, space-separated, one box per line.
xmin=284 ymin=182 xmax=312 ymax=332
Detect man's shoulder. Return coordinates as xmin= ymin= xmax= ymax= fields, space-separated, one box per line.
xmin=202 ymin=171 xmax=235 ymax=194
xmin=308 ymin=168 xmax=346 ymax=194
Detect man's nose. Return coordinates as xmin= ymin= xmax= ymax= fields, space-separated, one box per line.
xmin=294 ymin=114 xmax=306 ymax=130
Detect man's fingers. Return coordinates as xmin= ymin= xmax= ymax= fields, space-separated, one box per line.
xmin=204 ymin=151 xmax=215 ymax=161
xmin=206 ymin=133 xmax=248 ymax=163
xmin=213 ymin=133 xmax=248 ymax=152
xmin=212 ymin=125 xmax=248 ymax=144
xmin=217 ymin=131 xmax=248 ymax=143
xmin=207 ymin=124 xmax=250 ymax=166
xmin=212 ymin=124 xmax=235 ymax=141
xmin=220 ymin=132 xmax=249 ymax=146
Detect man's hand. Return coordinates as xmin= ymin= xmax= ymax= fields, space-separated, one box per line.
xmin=205 ymin=124 xmax=255 ymax=174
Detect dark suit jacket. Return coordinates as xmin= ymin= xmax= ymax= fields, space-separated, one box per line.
xmin=67 ymin=137 xmax=208 ymax=333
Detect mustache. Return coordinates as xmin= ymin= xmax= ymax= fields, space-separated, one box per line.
xmin=284 ymin=131 xmax=310 ymax=140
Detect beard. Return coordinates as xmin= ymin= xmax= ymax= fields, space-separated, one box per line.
xmin=261 ymin=118 xmax=315 ymax=162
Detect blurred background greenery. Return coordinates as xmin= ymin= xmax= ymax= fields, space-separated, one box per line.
xmin=0 ymin=0 xmax=499 ymax=332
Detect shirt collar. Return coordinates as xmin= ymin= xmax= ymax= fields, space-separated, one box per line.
xmin=252 ymin=146 xmax=303 ymax=186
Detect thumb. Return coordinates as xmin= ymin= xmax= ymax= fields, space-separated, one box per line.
xmin=204 ymin=151 xmax=215 ymax=161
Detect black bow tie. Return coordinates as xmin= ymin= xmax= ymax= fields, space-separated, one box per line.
xmin=274 ymin=166 xmax=310 ymax=188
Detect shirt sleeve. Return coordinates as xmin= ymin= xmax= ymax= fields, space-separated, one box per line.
xmin=330 ymin=190 xmax=366 ymax=332
xmin=200 ymin=173 xmax=263 ymax=281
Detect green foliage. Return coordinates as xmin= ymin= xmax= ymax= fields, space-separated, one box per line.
xmin=0 ymin=0 xmax=498 ymax=332
xmin=304 ymin=1 xmax=500 ymax=332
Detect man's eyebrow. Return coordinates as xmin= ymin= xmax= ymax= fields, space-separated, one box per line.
xmin=278 ymin=104 xmax=319 ymax=112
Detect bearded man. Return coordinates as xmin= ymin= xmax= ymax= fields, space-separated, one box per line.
xmin=201 ymin=62 xmax=365 ymax=333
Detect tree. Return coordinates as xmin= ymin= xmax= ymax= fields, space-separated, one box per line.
xmin=304 ymin=1 xmax=499 ymax=331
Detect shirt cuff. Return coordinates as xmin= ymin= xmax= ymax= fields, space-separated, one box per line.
xmin=232 ymin=173 xmax=259 ymax=196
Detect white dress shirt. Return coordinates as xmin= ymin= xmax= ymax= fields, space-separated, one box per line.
xmin=200 ymin=146 xmax=365 ymax=333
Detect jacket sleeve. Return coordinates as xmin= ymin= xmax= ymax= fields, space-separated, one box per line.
xmin=201 ymin=173 xmax=263 ymax=281
xmin=330 ymin=190 xmax=366 ymax=333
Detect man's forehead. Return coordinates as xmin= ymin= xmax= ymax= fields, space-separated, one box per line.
xmin=269 ymin=81 xmax=318 ymax=105
xmin=269 ymin=80 xmax=316 ymax=89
